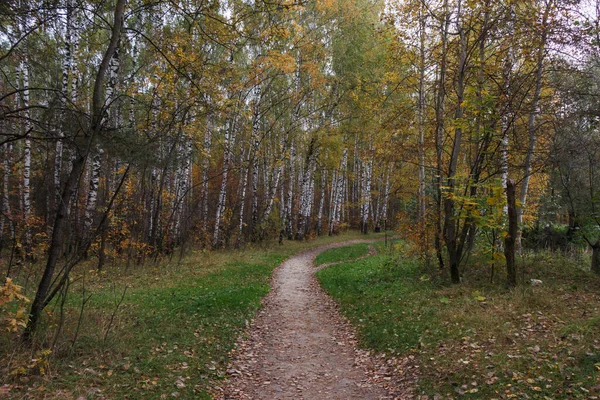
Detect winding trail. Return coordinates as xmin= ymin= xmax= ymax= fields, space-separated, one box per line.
xmin=219 ymin=239 xmax=401 ymax=399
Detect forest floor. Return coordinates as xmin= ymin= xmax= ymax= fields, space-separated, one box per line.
xmin=317 ymin=241 xmax=600 ymax=399
xmin=4 ymin=235 xmax=600 ymax=399
xmin=218 ymin=238 xmax=414 ymax=399
xmin=0 ymin=232 xmax=389 ymax=399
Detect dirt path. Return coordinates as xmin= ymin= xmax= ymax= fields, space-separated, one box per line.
xmin=218 ymin=239 xmax=404 ymax=399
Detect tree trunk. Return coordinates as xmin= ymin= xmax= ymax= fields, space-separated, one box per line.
xmin=361 ymin=156 xmax=372 ymax=234
xmin=55 ymin=0 xmax=73 ymax=210
xmin=237 ymin=147 xmax=250 ymax=247
xmin=504 ymin=179 xmax=517 ymax=287
xmin=83 ymin=148 xmax=103 ymax=238
xmin=592 ymin=240 xmax=600 ymax=275
xmin=213 ymin=108 xmax=237 ymax=247
xmin=417 ymin=6 xmax=426 ymax=235
xmin=285 ymin=140 xmax=296 ymax=240
xmin=381 ymin=163 xmax=391 ymax=231
xmin=434 ymin=0 xmax=450 ymax=270
xmin=329 ymin=147 xmax=347 ymax=235
xmin=250 ymin=84 xmax=262 ymax=237
xmin=201 ymin=119 xmax=212 ymax=234
xmin=500 ymin=3 xmax=514 ymax=214
xmin=1 ymin=142 xmax=14 ymax=249
xmin=21 ymin=57 xmax=32 ymax=254
xmin=516 ymin=0 xmax=552 ymax=251
xmin=23 ymin=154 xmax=86 ymax=340
xmin=262 ymin=147 xmax=283 ymax=223
xmin=296 ymin=137 xmax=317 ymax=240
xmin=23 ymin=0 xmax=127 ymax=341
xmin=317 ymin=170 xmax=326 ymax=235
xmin=443 ymin=0 xmax=465 ymax=284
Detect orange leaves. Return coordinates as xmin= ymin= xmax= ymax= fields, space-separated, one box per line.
xmin=0 ymin=278 xmax=30 ymax=332
xmin=316 ymin=0 xmax=336 ymax=12
xmin=264 ymin=51 xmax=296 ymax=75
xmin=0 ymin=278 xmax=29 ymax=308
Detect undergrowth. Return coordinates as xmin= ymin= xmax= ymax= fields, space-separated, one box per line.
xmin=0 ymin=231 xmax=383 ymax=399
xmin=317 ymin=241 xmax=600 ymax=399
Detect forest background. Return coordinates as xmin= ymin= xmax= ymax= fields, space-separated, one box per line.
xmin=2 ymin=0 xmax=600 ymax=397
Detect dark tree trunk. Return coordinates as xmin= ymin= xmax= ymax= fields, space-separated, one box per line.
xmin=592 ymin=239 xmax=600 ymax=275
xmin=23 ymin=0 xmax=127 ymax=341
xmin=97 ymin=217 xmax=108 ymax=271
xmin=23 ymin=155 xmax=86 ymax=340
xmin=504 ymin=179 xmax=517 ymax=288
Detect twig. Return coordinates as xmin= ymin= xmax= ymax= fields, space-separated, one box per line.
xmin=103 ymin=284 xmax=128 ymax=345
xmin=71 ymin=272 xmax=92 ymax=353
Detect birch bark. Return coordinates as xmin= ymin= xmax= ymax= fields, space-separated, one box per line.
xmin=1 ymin=142 xmax=14 ymax=246
xmin=55 ymin=0 xmax=73 ymax=204
xmin=443 ymin=0 xmax=466 ymax=284
xmin=201 ymin=119 xmax=212 ymax=234
xmin=329 ymin=147 xmax=347 ymax=234
xmin=284 ymin=139 xmax=296 ymax=239
xmin=237 ymin=147 xmax=249 ymax=247
xmin=213 ymin=107 xmax=237 ymax=247
xmin=296 ymin=137 xmax=317 ymax=240
xmin=317 ymin=170 xmax=326 ymax=235
xmin=21 ymin=56 xmax=32 ymax=251
xmin=517 ymin=0 xmax=552 ymax=251
xmin=360 ymin=156 xmax=372 ymax=234
xmin=434 ymin=0 xmax=450 ymax=270
xmin=249 ymin=84 xmax=262 ymax=236
xmin=262 ymin=134 xmax=284 ymax=222
xmin=24 ymin=0 xmax=127 ymax=339
xmin=417 ymin=7 xmax=426 ymax=232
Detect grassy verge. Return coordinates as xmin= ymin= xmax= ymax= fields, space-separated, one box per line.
xmin=317 ymin=241 xmax=600 ymax=399
xmin=314 ymin=243 xmax=371 ymax=266
xmin=1 ymin=231 xmax=383 ymax=399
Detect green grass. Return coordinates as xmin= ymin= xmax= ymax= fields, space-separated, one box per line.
xmin=317 ymin=246 xmax=437 ymax=353
xmin=1 ymin=231 xmax=384 ymax=399
xmin=317 ymin=242 xmax=600 ymax=399
xmin=314 ymin=243 xmax=371 ymax=266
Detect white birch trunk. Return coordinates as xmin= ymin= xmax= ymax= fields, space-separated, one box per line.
xmin=500 ymin=3 xmax=515 ymax=216
xmin=55 ymin=0 xmax=73 ymax=201
xmin=317 ymin=170 xmax=326 ymax=235
xmin=262 ymin=139 xmax=284 ymax=221
xmin=279 ymin=166 xmax=286 ymax=227
xmin=84 ymin=44 xmax=118 ymax=239
xmin=149 ymin=96 xmax=160 ymax=240
xmin=70 ymin=6 xmax=79 ymax=105
xmin=201 ymin=120 xmax=212 ymax=233
xmin=329 ymin=147 xmax=347 ymax=234
xmin=361 ymin=157 xmax=373 ymax=234
xmin=21 ymin=57 xmax=32 ymax=247
xmin=374 ymin=173 xmax=382 ymax=229
xmin=149 ymin=167 xmax=157 ymax=239
xmin=83 ymin=148 xmax=103 ymax=235
xmin=417 ymin=7 xmax=426 ymax=226
xmin=237 ymin=147 xmax=250 ymax=246
xmin=296 ymin=138 xmax=317 ymax=240
xmin=381 ymin=164 xmax=391 ymax=231
xmin=1 ymin=143 xmax=14 ymax=242
xmin=517 ymin=1 xmax=551 ymax=250
xmin=328 ymin=170 xmax=338 ymax=233
xmin=284 ymin=139 xmax=296 ymax=239
xmin=174 ymin=136 xmax=192 ymax=241
xmin=213 ymin=111 xmax=237 ymax=247
xmin=250 ymin=84 xmax=261 ymax=233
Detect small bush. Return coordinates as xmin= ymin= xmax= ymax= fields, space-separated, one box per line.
xmin=522 ymin=224 xmax=584 ymax=252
